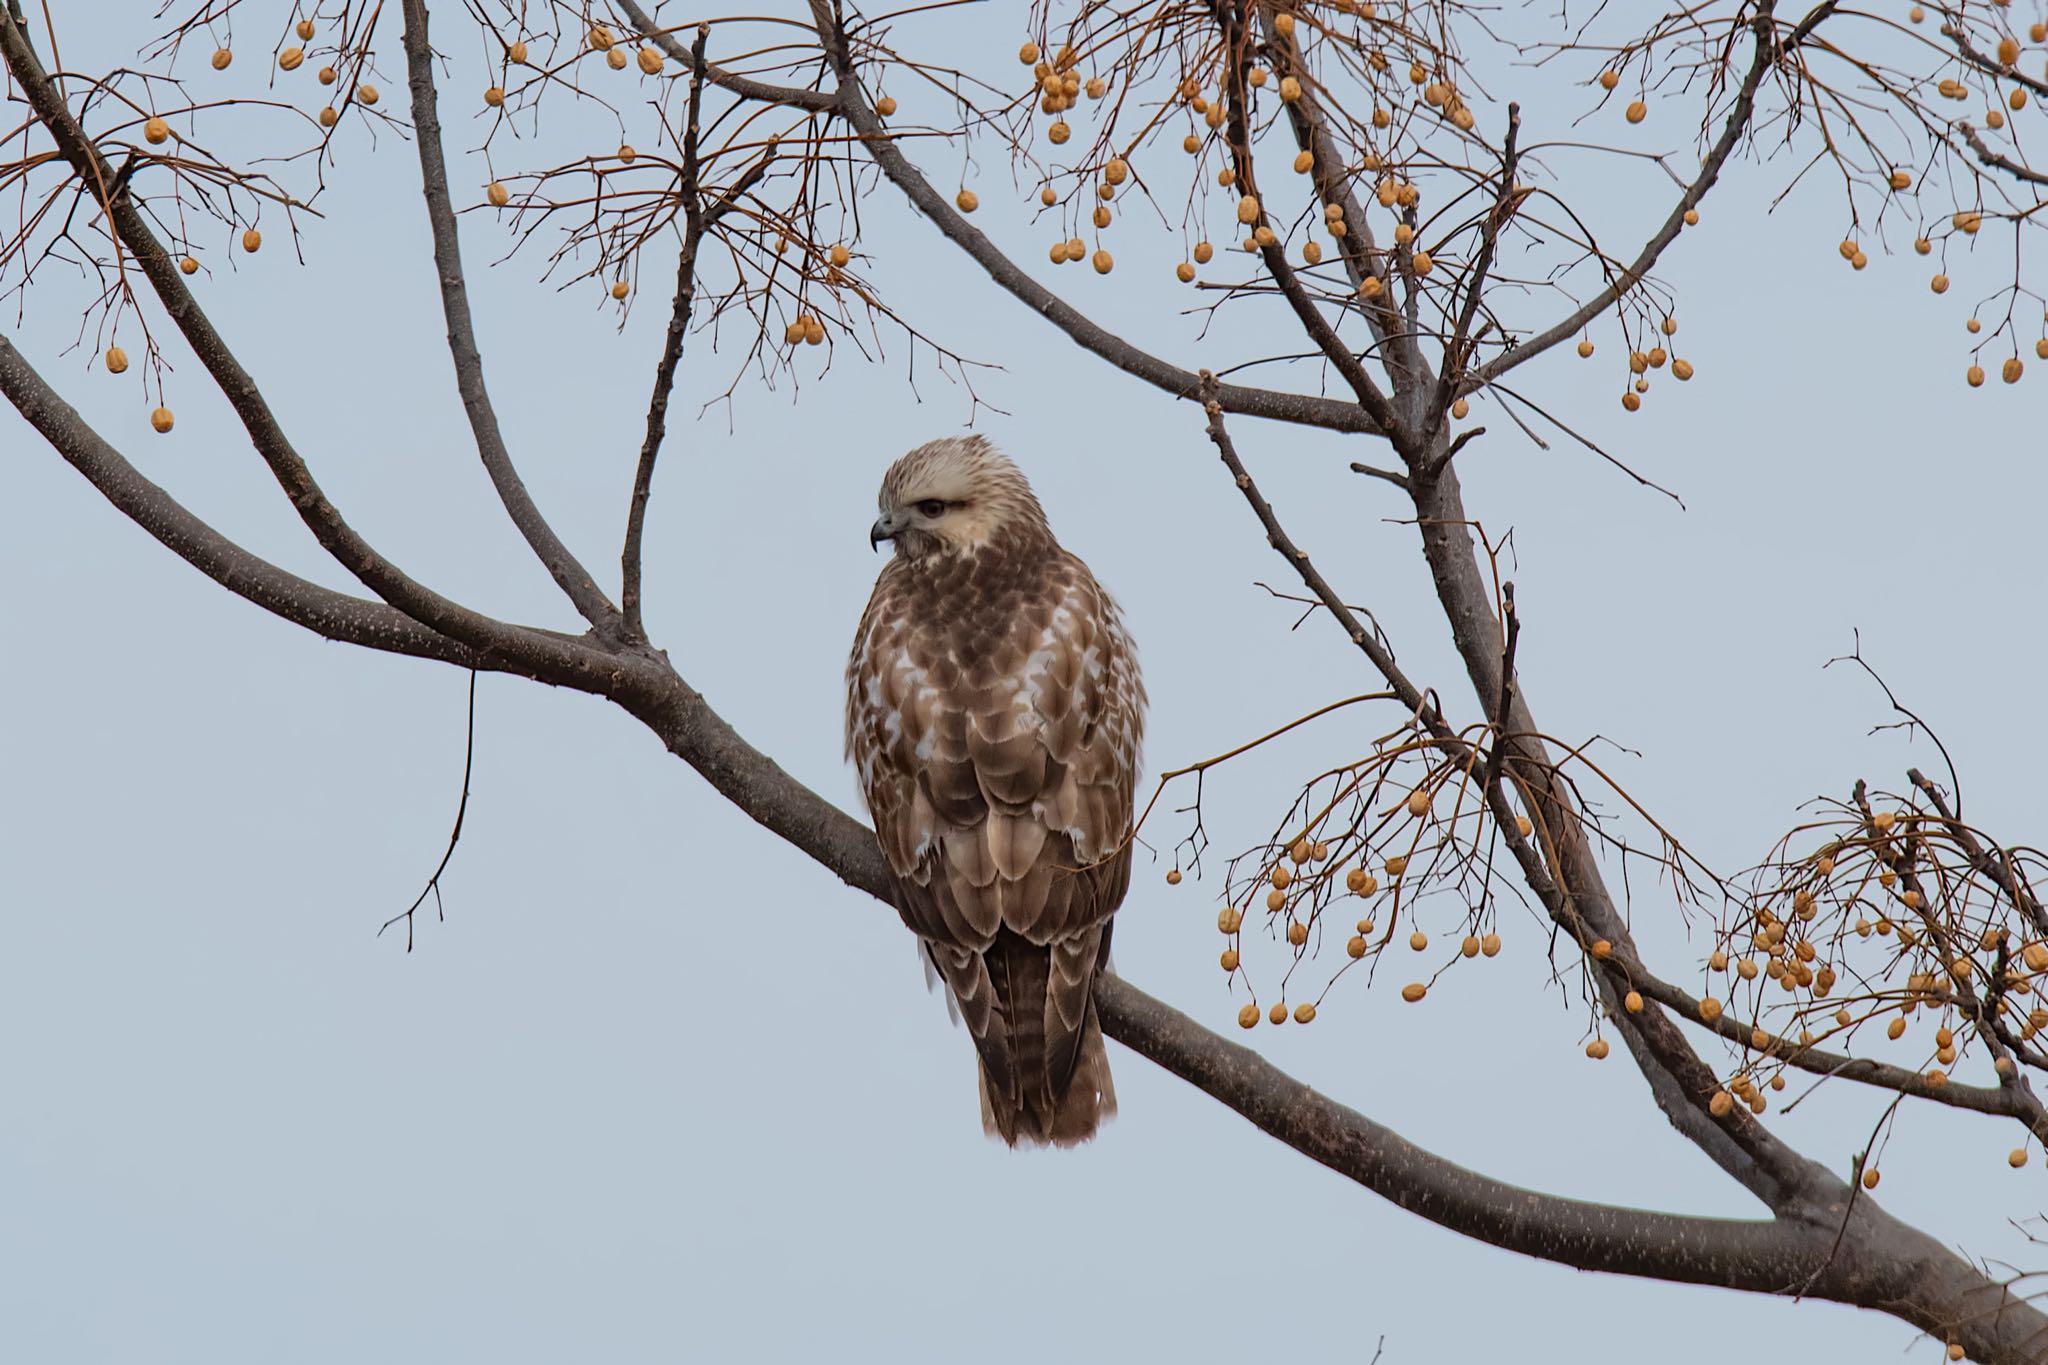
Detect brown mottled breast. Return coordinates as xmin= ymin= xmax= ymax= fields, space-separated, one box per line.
xmin=845 ymin=526 xmax=1144 ymax=951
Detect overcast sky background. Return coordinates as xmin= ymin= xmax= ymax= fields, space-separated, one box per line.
xmin=5 ymin=4 xmax=2046 ymax=1362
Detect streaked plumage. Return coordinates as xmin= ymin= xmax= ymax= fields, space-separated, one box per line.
xmin=846 ymin=436 xmax=1144 ymax=1146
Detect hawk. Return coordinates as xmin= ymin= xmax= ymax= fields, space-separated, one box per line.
xmin=846 ymin=436 xmax=1145 ymax=1147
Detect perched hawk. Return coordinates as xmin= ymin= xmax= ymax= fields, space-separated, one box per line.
xmin=846 ymin=436 xmax=1145 ymax=1147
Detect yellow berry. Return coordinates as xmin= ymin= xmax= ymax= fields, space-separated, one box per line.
xmin=1451 ymin=397 xmax=1469 ymax=419
xmin=486 ymin=181 xmax=509 ymax=207
xmin=1409 ymin=931 xmax=1428 ymax=952
xmin=1410 ymin=251 xmax=1433 ymax=274
xmin=319 ymin=65 xmax=337 ymax=86
xmin=1576 ymin=340 xmax=1594 ymax=359
xmin=296 ymin=18 xmax=315 ymax=39
xmin=589 ymin=25 xmax=615 ymax=50
xmin=1384 ymin=855 xmax=1407 ymax=877
xmin=1625 ymin=100 xmax=1646 ymax=123
xmin=211 ymin=47 xmax=233 ymax=70
xmin=1683 ymin=208 xmax=1700 ymax=226
xmin=1267 ymin=889 xmax=1287 ymax=912
xmin=318 ymin=106 xmax=338 ymax=127
xmin=179 ymin=256 xmax=199 ymax=275
xmin=1287 ymin=921 xmax=1308 ymax=947
xmin=1460 ymin=935 xmax=1479 ymax=959
xmin=1280 ymin=76 xmax=1302 ymax=102
xmin=1294 ymin=1002 xmax=1317 ymax=1024
xmin=508 ymin=40 xmax=529 ymax=64
xmin=1174 ymin=261 xmax=1196 ymax=283
xmin=1586 ymin=1039 xmax=1610 ymax=1060
xmin=804 ymin=317 xmax=825 ymax=346
xmin=1624 ymin=990 xmax=1643 ymax=1013
xmin=1019 ymin=42 xmax=1039 ymax=64
xmin=1968 ymin=365 xmax=1986 ymax=388
xmin=2004 ymin=357 xmax=2024 ymax=384
xmin=875 ymin=95 xmax=898 ymax=116
xmin=1480 ymin=933 xmax=1501 ymax=957
xmin=1221 ymin=948 xmax=1239 ymax=971
xmin=1599 ymin=70 xmax=1619 ymax=91
xmin=1406 ymin=789 xmax=1430 ymax=817
xmin=1085 ymin=78 xmax=1105 ymax=100
xmin=242 ymin=228 xmax=262 ymax=252
xmin=1166 ymin=868 xmax=1183 ymax=886
xmin=1889 ymin=169 xmax=1912 ymax=190
xmin=1048 ymin=121 xmax=1070 ymax=145
xmin=955 ymin=189 xmax=979 ymax=213
xmin=143 ymin=116 xmax=171 ymax=145
xmin=1194 ymin=240 xmax=1214 ymax=264
xmin=606 ymin=49 xmax=627 ymax=70
xmin=105 ymin=346 xmax=129 ymax=374
xmin=1932 ymin=273 xmax=1950 ymax=293
xmin=279 ymin=47 xmax=304 ymax=71
xmin=1269 ymin=1002 xmax=1288 ymax=1025
xmin=1591 ymin=939 xmax=1613 ymax=960
xmin=1401 ymin=982 xmax=1427 ymax=1003
xmin=2012 ymin=1148 xmax=2030 ymax=1169
xmin=638 ymin=46 xmax=663 ymax=75
xmin=1709 ymin=1090 xmax=1734 ymax=1117
xmin=611 ymin=280 xmax=630 ymax=300
xmin=150 ymin=406 xmax=174 ymax=433
xmin=1671 ymin=358 xmax=1694 ymax=381
xmin=1699 ymin=997 xmax=1723 ymax=1022
xmin=1862 ymin=1167 xmax=1881 ymax=1189
xmin=1218 ymin=906 xmax=1242 ymax=934
xmin=1346 ymin=935 xmax=1367 ymax=959
xmin=1239 ymin=1003 xmax=1260 ymax=1029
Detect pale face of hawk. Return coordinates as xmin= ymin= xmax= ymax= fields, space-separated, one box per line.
xmin=867 ymin=437 xmax=1047 ymax=559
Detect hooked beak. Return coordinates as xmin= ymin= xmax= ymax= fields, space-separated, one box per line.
xmin=869 ymin=511 xmax=899 ymax=551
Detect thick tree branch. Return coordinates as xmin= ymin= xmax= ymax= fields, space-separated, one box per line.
xmin=0 ymin=332 xmax=591 ymax=682
xmin=399 ymin=0 xmax=619 ymax=631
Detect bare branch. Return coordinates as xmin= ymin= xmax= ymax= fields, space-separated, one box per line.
xmin=399 ymin=0 xmax=619 ymax=631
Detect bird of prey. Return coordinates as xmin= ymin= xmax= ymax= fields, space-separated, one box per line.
xmin=846 ymin=436 xmax=1145 ymax=1146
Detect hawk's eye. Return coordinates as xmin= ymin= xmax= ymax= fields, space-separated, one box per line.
xmin=915 ymin=499 xmax=947 ymax=518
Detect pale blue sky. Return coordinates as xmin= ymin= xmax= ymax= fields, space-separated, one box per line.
xmin=4 ymin=5 xmax=2044 ymax=1362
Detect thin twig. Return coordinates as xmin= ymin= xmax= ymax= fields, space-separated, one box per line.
xmin=381 ymin=670 xmax=479 ymax=951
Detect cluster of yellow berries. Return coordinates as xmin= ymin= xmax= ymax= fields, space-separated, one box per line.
xmin=1588 ymin=314 xmax=1691 ymax=411
xmin=1195 ymin=791 xmax=1536 ymax=1027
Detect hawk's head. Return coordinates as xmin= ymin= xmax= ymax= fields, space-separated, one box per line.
xmin=869 ymin=435 xmax=1050 ymax=559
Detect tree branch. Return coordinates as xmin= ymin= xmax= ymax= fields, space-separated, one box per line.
xmin=0 ymin=10 xmax=562 ymax=662
xmin=615 ymin=0 xmax=838 ymax=112
xmin=622 ymin=0 xmax=1387 ymax=439
xmin=0 ymin=331 xmax=594 ymax=682
xmin=1472 ymin=7 xmax=1799 ymax=388
xmin=399 ymin=0 xmax=619 ymax=631
xmin=622 ymin=24 xmax=714 ymax=643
